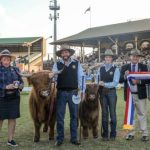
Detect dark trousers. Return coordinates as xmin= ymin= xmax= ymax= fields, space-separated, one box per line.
xmin=56 ymin=90 xmax=78 ymax=142
xmin=100 ymin=89 xmax=117 ymax=138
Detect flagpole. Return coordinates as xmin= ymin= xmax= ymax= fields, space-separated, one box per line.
xmin=90 ymin=8 xmax=91 ymax=28
xmin=84 ymin=6 xmax=91 ymax=28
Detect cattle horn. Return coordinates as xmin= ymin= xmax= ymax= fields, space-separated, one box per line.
xmin=54 ymin=68 xmax=64 ymax=75
xmin=49 ymin=67 xmax=65 ymax=78
xmin=53 ymin=67 xmax=64 ymax=75
xmin=19 ymin=72 xmax=32 ymax=77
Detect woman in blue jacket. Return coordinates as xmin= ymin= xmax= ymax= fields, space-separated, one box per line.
xmin=0 ymin=49 xmax=24 ymax=147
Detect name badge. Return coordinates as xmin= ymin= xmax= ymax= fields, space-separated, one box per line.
xmin=110 ymin=71 xmax=113 ymax=75
xmin=72 ymin=65 xmax=76 ymax=69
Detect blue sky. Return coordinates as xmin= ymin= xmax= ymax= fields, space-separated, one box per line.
xmin=0 ymin=0 xmax=150 ymax=55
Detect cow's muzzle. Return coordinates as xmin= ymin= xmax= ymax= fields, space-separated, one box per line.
xmin=39 ymin=90 xmax=50 ymax=98
xmin=88 ymin=94 xmax=96 ymax=101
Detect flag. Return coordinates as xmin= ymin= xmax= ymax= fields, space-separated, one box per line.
xmin=84 ymin=7 xmax=91 ymax=14
xmin=123 ymin=72 xmax=150 ymax=130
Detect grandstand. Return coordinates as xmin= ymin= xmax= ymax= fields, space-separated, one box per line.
xmin=49 ymin=18 xmax=150 ymax=79
xmin=43 ymin=58 xmax=54 ymax=70
xmin=51 ymin=18 xmax=150 ymax=65
xmin=0 ymin=37 xmax=46 ymax=72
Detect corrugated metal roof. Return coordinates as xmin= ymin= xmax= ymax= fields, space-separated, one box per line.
xmin=52 ymin=18 xmax=150 ymax=45
xmin=0 ymin=37 xmax=42 ymax=46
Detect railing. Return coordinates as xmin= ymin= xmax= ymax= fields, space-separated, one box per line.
xmin=29 ymin=52 xmax=41 ymax=63
xmin=15 ymin=52 xmax=41 ymax=64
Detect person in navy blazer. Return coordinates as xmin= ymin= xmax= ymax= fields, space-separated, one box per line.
xmin=120 ymin=49 xmax=149 ymax=142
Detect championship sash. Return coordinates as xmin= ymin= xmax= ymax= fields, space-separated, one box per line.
xmin=123 ymin=72 xmax=150 ymax=130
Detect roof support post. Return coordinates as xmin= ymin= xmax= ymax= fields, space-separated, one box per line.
xmin=98 ymin=41 xmax=101 ymax=62
xmin=82 ymin=43 xmax=85 ymax=63
xmin=80 ymin=46 xmax=82 ymax=62
xmin=115 ymin=39 xmax=118 ymax=55
xmin=41 ymin=46 xmax=43 ymax=71
xmin=135 ymin=36 xmax=138 ymax=50
xmin=27 ymin=44 xmax=31 ymax=72
xmin=22 ymin=42 xmax=32 ymax=72
xmin=107 ymin=36 xmax=118 ymax=55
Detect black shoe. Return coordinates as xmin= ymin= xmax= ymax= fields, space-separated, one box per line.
xmin=54 ymin=141 xmax=63 ymax=146
xmin=102 ymin=137 xmax=109 ymax=141
xmin=93 ymin=136 xmax=99 ymax=139
xmin=7 ymin=140 xmax=18 ymax=147
xmin=110 ymin=137 xmax=116 ymax=141
xmin=71 ymin=140 xmax=81 ymax=145
xmin=141 ymin=136 xmax=149 ymax=142
xmin=126 ymin=135 xmax=134 ymax=141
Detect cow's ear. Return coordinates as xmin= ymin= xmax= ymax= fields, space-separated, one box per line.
xmin=91 ymin=77 xmax=95 ymax=83
xmin=27 ymin=76 xmax=32 ymax=85
xmin=49 ymin=73 xmax=54 ymax=79
xmin=96 ymin=85 xmax=99 ymax=92
xmin=85 ymin=84 xmax=89 ymax=93
xmin=86 ymin=84 xmax=90 ymax=89
xmin=85 ymin=88 xmax=87 ymax=93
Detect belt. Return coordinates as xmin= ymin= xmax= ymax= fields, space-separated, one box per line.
xmin=131 ymin=92 xmax=138 ymax=94
xmin=101 ymin=87 xmax=116 ymax=94
xmin=102 ymin=87 xmax=115 ymax=91
xmin=5 ymin=90 xmax=17 ymax=95
xmin=58 ymin=88 xmax=78 ymax=92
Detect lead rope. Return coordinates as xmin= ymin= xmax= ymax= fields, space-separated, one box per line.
xmin=79 ymin=75 xmax=84 ymax=142
xmin=47 ymin=81 xmax=56 ymax=127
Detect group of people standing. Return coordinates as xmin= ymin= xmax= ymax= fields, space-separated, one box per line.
xmin=53 ymin=45 xmax=149 ymax=147
xmin=0 ymin=45 xmax=149 ymax=147
xmin=97 ymin=48 xmax=149 ymax=142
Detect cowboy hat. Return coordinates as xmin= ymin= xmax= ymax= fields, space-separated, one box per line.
xmin=101 ymin=49 xmax=117 ymax=60
xmin=56 ymin=44 xmax=75 ymax=57
xmin=129 ymin=49 xmax=144 ymax=57
xmin=0 ymin=49 xmax=16 ymax=61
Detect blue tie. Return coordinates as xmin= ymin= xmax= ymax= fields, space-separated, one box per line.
xmin=132 ymin=64 xmax=136 ymax=72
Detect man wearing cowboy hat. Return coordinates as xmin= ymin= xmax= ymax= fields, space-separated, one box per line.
xmin=120 ymin=49 xmax=149 ymax=141
xmin=52 ymin=44 xmax=86 ymax=146
xmin=96 ymin=49 xmax=120 ymax=141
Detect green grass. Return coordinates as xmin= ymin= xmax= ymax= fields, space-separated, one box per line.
xmin=0 ymin=89 xmax=150 ymax=150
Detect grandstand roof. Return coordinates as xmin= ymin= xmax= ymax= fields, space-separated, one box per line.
xmin=0 ymin=37 xmax=43 ymax=46
xmin=51 ymin=18 xmax=150 ymax=46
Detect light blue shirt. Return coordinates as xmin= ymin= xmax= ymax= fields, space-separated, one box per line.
xmin=52 ymin=58 xmax=86 ymax=93
xmin=96 ymin=64 xmax=120 ymax=88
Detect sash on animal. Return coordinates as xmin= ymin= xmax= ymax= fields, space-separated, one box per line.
xmin=123 ymin=72 xmax=150 ymax=130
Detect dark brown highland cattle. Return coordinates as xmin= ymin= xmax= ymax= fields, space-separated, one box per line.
xmin=26 ymin=71 xmax=56 ymax=142
xmin=79 ymin=83 xmax=100 ymax=139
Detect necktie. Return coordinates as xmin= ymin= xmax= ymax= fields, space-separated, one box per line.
xmin=132 ymin=64 xmax=136 ymax=72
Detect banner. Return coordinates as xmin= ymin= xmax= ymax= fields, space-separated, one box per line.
xmin=123 ymin=72 xmax=150 ymax=130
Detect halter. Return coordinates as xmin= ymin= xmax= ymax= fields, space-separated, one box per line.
xmin=39 ymin=77 xmax=55 ymax=98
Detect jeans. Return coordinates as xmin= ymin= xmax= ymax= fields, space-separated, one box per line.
xmin=100 ymin=89 xmax=117 ymax=138
xmin=56 ymin=90 xmax=78 ymax=142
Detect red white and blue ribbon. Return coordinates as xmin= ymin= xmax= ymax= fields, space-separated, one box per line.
xmin=123 ymin=72 xmax=150 ymax=130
